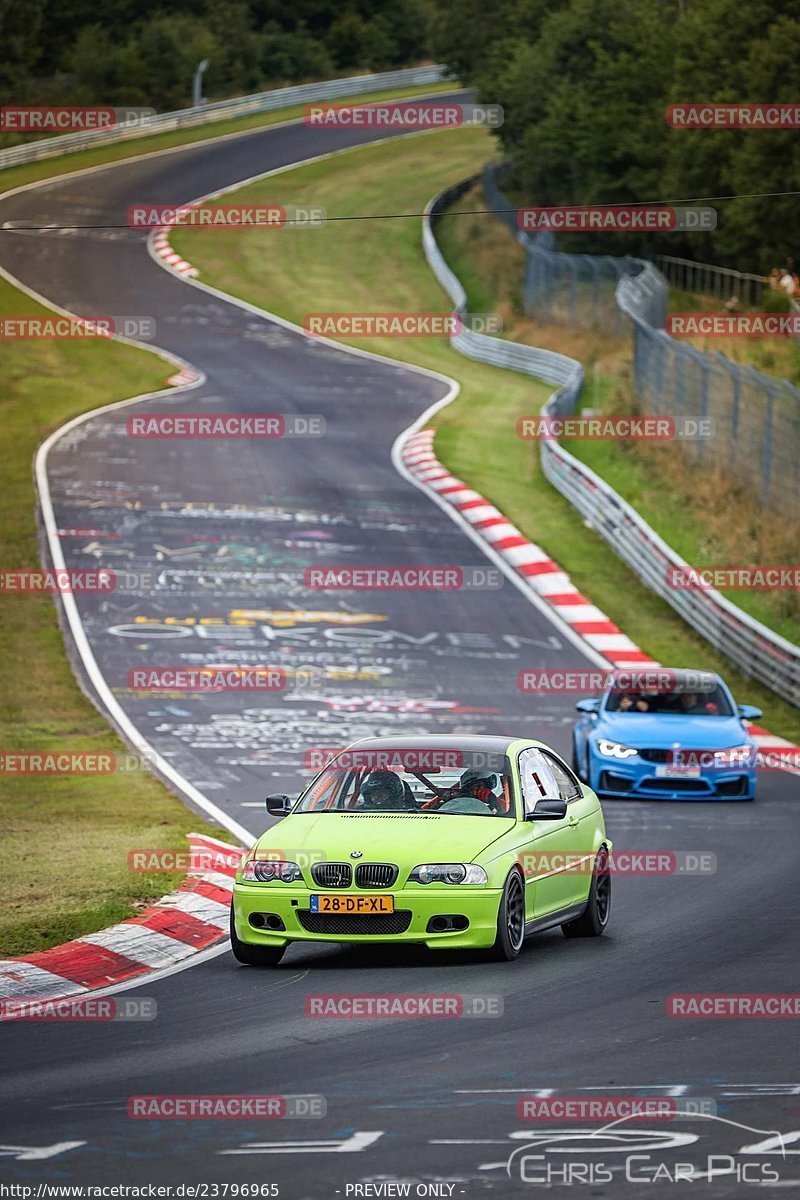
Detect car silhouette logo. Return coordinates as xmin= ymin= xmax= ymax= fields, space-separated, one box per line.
xmin=350 ymin=850 xmax=364 ymax=859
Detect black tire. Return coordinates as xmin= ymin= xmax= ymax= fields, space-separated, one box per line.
xmin=230 ymin=906 xmax=286 ymax=967
xmin=489 ymin=870 xmax=526 ymax=961
xmin=562 ymin=845 xmax=611 ymax=938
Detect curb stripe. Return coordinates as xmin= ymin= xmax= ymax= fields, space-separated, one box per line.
xmin=0 ymin=832 xmax=237 ymax=1002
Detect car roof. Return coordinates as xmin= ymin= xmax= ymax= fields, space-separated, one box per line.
xmin=345 ymin=735 xmax=549 ymax=755
xmin=349 ymin=735 xmax=517 ymax=751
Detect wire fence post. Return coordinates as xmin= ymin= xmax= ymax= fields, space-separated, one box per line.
xmin=762 ymin=388 xmax=775 ymax=508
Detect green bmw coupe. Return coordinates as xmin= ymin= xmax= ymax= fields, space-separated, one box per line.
xmin=230 ymin=735 xmax=612 ymax=966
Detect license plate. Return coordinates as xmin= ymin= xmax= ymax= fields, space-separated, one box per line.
xmin=309 ymin=894 xmax=394 ymax=914
xmin=655 ymin=765 xmax=701 ymax=779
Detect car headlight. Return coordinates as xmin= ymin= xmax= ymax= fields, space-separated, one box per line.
xmin=713 ymin=744 xmax=755 ymax=769
xmin=596 ymin=738 xmax=639 ymax=759
xmin=409 ymin=863 xmax=488 ymax=885
xmin=242 ymin=858 xmax=303 ymax=883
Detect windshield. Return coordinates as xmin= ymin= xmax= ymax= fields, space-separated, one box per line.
xmin=295 ymin=751 xmax=514 ymax=817
xmin=605 ymin=683 xmax=733 ymax=716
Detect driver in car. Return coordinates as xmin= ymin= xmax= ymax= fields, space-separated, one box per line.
xmin=358 ymin=770 xmax=417 ymax=811
xmin=429 ymin=767 xmax=502 ymax=814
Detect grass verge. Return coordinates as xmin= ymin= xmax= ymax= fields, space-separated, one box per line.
xmin=0 ymin=274 xmax=239 ymax=957
xmin=172 ymin=127 xmax=800 ymax=742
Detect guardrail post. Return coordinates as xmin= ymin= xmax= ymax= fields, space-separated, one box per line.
xmin=730 ymin=360 xmax=741 ymax=465
xmin=698 ymin=355 xmax=709 ymax=461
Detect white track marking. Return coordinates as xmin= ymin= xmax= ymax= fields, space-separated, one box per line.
xmin=0 ymin=1142 xmax=86 ymax=1160
xmin=221 ymin=1131 xmax=383 ymax=1155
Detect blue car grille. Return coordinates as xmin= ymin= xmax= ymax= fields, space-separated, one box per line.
xmin=637 ymin=748 xmax=671 ymax=763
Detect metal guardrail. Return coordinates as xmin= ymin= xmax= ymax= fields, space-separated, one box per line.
xmin=0 ymin=65 xmax=449 ymax=169
xmin=656 ymin=254 xmax=767 ymax=308
xmin=423 ymin=180 xmax=800 ymax=706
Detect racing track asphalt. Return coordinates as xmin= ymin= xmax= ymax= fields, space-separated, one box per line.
xmin=0 ymin=96 xmax=798 ymax=1195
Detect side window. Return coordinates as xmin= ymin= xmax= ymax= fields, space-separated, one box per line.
xmin=541 ymin=751 xmax=582 ymax=803
xmin=518 ymin=748 xmax=562 ymax=817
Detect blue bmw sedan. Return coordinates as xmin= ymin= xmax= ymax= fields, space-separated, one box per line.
xmin=572 ymin=670 xmax=762 ymax=800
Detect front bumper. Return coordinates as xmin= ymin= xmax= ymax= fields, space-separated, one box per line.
xmin=590 ymin=759 xmax=756 ymax=800
xmin=232 ymin=884 xmax=502 ymax=949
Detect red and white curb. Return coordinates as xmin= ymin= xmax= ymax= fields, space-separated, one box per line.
xmin=401 ymin=427 xmax=800 ymax=767
xmin=151 ymin=226 xmax=198 ymax=278
xmin=151 ymin=228 xmax=204 ymax=389
xmin=167 ymin=365 xmax=202 ymax=388
xmin=0 ymin=833 xmax=242 ymax=1003
xmin=403 ymin=428 xmax=655 ymax=668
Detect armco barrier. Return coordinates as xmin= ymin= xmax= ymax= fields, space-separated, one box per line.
xmin=423 ymin=182 xmax=800 ymax=706
xmin=0 ymin=65 xmax=449 ymax=169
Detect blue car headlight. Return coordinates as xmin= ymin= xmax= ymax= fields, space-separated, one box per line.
xmin=596 ymin=738 xmax=639 ymax=760
xmin=712 ymin=744 xmax=755 ymax=770
xmin=409 ymin=863 xmax=488 ymax=885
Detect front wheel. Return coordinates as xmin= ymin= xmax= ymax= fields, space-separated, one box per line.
xmin=230 ymin=906 xmax=286 ymax=967
xmin=562 ymin=846 xmax=611 ymax=938
xmin=489 ymin=870 xmax=526 ymax=961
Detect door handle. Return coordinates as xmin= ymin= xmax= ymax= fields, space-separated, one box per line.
xmin=568 ymin=813 xmax=579 ymax=827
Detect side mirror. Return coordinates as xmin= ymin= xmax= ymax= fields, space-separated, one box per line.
xmin=527 ymin=797 xmax=568 ymax=821
xmin=738 ymin=704 xmax=762 ymax=722
xmin=266 ymin=793 xmax=292 ymax=816
xmin=575 ymin=698 xmax=600 ymax=714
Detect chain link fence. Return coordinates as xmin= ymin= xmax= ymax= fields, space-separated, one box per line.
xmin=618 ymin=271 xmax=800 ymax=519
xmin=482 ymin=164 xmax=800 ymax=519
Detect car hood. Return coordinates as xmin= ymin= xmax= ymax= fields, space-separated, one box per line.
xmin=255 ymin=811 xmax=512 ymax=864
xmin=595 ymin=713 xmax=749 ymax=750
